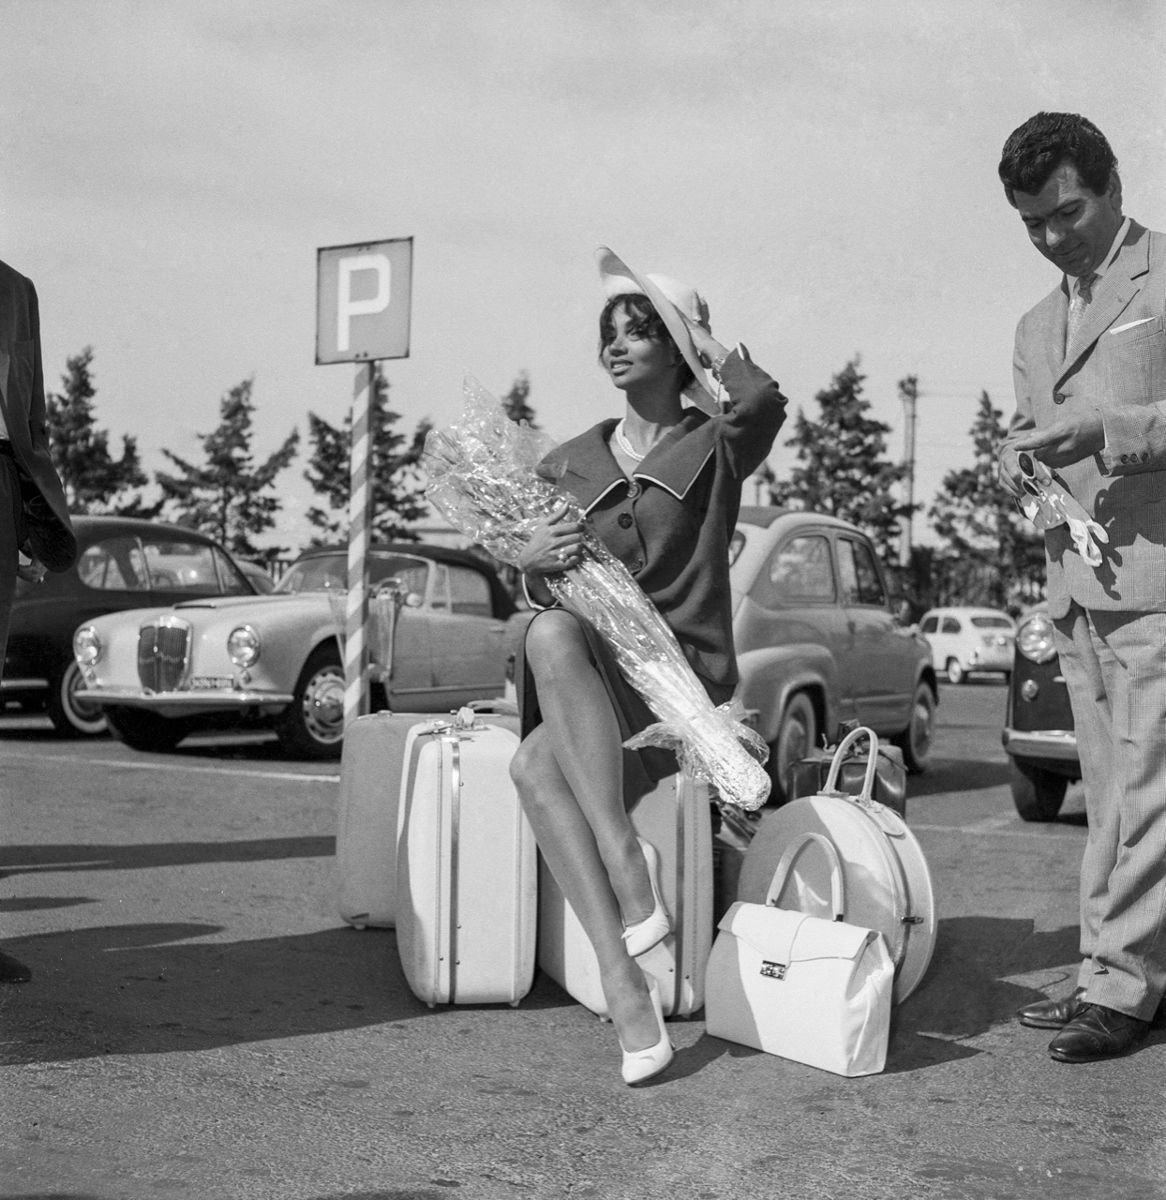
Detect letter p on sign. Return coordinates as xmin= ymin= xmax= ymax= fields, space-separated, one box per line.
xmin=316 ymin=237 xmax=413 ymax=364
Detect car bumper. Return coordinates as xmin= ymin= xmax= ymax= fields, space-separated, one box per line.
xmin=1001 ymin=727 xmax=1078 ymax=762
xmin=77 ymin=686 xmax=295 ymax=718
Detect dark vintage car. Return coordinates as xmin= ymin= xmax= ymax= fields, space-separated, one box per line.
xmin=3 ymin=516 xmax=258 ymax=736
xmin=74 ymin=542 xmax=518 ymax=758
xmin=1001 ymin=606 xmax=1080 ymax=821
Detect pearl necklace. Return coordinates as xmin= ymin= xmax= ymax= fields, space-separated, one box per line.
xmin=614 ymin=418 xmax=650 ymax=462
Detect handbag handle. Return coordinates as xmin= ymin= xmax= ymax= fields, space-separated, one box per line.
xmin=765 ymin=831 xmax=847 ymax=922
xmin=823 ymin=726 xmax=880 ymax=803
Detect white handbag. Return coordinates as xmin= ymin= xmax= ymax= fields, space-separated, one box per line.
xmin=704 ymin=830 xmax=895 ymax=1077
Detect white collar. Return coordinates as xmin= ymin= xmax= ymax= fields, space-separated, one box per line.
xmin=1070 ymin=216 xmax=1130 ymax=294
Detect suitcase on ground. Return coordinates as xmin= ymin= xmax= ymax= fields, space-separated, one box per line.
xmin=336 ymin=701 xmax=519 ymax=930
xmin=789 ymin=733 xmax=908 ymax=818
xmin=395 ymin=708 xmax=535 ymax=1006
xmin=538 ymin=771 xmax=712 ymax=1019
xmin=737 ymin=727 xmax=936 ymax=1004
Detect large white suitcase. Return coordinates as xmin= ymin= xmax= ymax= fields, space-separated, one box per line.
xmin=336 ymin=711 xmax=431 ymax=930
xmin=395 ymin=709 xmax=536 ymax=1006
xmin=335 ymin=702 xmax=519 ymax=931
xmin=737 ymin=728 xmax=936 ymax=1004
xmin=538 ymin=771 xmax=712 ymax=1019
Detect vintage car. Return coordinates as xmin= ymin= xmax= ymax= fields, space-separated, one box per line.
xmin=729 ymin=507 xmax=938 ymax=800
xmin=2 ymin=516 xmax=258 ymax=736
xmin=918 ymin=606 xmax=1016 ymax=684
xmin=1001 ymin=605 xmax=1080 ymax=821
xmin=73 ymin=543 xmax=516 ymax=759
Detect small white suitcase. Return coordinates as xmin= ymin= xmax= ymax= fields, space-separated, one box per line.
xmin=538 ymin=770 xmax=712 ymax=1018
xmin=395 ymin=709 xmax=536 ymax=1006
xmin=336 ymin=702 xmax=519 ymax=930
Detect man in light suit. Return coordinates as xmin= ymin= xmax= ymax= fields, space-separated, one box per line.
xmin=0 ymin=258 xmax=76 ymax=984
xmin=999 ymin=112 xmax=1166 ymax=1062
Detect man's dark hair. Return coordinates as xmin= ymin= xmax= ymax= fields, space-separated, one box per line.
xmin=998 ymin=112 xmax=1119 ymax=206
xmin=597 ymin=292 xmax=694 ymax=389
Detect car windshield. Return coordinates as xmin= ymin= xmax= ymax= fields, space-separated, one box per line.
xmin=274 ymin=553 xmax=430 ymax=596
xmin=971 ymin=616 xmax=1013 ymax=629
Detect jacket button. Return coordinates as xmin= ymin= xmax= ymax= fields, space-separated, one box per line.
xmin=626 ymin=481 xmax=641 ymax=499
xmin=618 ymin=512 xmax=633 ymax=529
xmin=1120 ymin=454 xmax=1129 ymax=463
xmin=1143 ymin=453 xmax=1150 ymax=461
xmin=1053 ymin=392 xmax=1066 ymax=404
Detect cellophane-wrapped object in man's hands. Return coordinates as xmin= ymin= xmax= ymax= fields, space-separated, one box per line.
xmin=423 ymin=376 xmax=771 ymax=810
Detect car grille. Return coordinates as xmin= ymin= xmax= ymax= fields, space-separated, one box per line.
xmin=138 ymin=617 xmax=192 ymax=692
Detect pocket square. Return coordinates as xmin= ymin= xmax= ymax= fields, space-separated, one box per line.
xmin=1110 ymin=317 xmax=1156 ymax=335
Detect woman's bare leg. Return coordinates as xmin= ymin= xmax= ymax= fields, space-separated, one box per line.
xmin=521 ymin=610 xmax=655 ymax=926
xmin=511 ymin=723 xmax=662 ymax=1053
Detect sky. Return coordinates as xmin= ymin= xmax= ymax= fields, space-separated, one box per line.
xmin=3 ymin=0 xmax=1165 ymax=554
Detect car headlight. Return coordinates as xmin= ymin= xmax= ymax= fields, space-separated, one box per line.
xmin=227 ymin=625 xmax=260 ymax=668
xmin=1017 ymin=612 xmax=1057 ymax=663
xmin=74 ymin=625 xmax=103 ymax=666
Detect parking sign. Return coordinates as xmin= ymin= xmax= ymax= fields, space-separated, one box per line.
xmin=316 ymin=237 xmax=413 ymax=364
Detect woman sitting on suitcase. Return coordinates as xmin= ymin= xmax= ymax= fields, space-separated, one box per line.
xmin=511 ymin=248 xmax=786 ymax=1084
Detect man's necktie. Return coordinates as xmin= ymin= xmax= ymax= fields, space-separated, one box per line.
xmin=1066 ymin=272 xmax=1098 ymax=350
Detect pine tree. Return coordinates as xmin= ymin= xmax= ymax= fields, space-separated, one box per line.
xmin=155 ymin=377 xmax=299 ymax=562
xmin=500 ymin=371 xmax=538 ymax=427
xmin=769 ymin=358 xmax=912 ymax=562
xmin=929 ymin=390 xmax=1045 ymax=611
xmin=46 ymin=347 xmax=157 ymax=515
xmin=303 ymin=365 xmax=431 ymax=544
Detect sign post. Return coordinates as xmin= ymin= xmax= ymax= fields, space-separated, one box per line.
xmin=316 ymin=237 xmax=413 ymax=731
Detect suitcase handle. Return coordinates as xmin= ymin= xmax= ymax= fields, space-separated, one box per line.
xmin=765 ymin=831 xmax=846 ymax=923
xmin=824 ymin=726 xmax=880 ymax=803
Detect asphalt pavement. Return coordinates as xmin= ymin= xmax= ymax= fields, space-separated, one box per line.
xmin=2 ymin=684 xmax=1165 ymax=1200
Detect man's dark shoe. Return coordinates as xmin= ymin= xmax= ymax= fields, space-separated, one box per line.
xmin=0 ymin=951 xmax=32 ymax=984
xmin=1047 ymin=1003 xmax=1149 ymax=1063
xmin=1016 ymin=987 xmax=1087 ymax=1029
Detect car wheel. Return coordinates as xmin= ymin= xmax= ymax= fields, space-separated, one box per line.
xmin=1010 ymin=758 xmax=1068 ymax=822
xmin=105 ymin=706 xmax=190 ymax=753
xmin=767 ymin=692 xmax=817 ymax=806
xmin=45 ymin=660 xmax=108 ymax=738
xmin=276 ymin=644 xmax=345 ymax=760
xmin=945 ymin=658 xmax=965 ymax=685
xmin=893 ymin=681 xmax=936 ymax=773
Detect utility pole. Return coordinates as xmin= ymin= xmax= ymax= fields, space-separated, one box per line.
xmin=898 ymin=375 xmax=918 ymax=567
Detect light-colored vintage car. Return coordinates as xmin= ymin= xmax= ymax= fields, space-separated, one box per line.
xmin=729 ymin=507 xmax=938 ymax=799
xmin=74 ymin=543 xmax=516 ymax=758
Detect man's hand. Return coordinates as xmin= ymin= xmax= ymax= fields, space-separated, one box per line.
xmin=1010 ymin=409 xmax=1105 ymax=470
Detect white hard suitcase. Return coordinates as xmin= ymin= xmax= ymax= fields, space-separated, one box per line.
xmin=395 ymin=708 xmax=536 ymax=1007
xmin=336 ymin=702 xmax=519 ymax=930
xmin=737 ymin=728 xmax=937 ymax=1004
xmin=538 ymin=770 xmax=712 ymax=1019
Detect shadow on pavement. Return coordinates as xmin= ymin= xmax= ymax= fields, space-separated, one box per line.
xmin=906 ymin=758 xmax=1011 ymax=798
xmin=884 ymin=914 xmax=1082 ymax=1072
xmin=0 ymin=837 xmax=335 ymax=882
xmin=0 ymin=921 xmax=573 ymax=1066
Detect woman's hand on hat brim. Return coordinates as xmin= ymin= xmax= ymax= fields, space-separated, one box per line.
xmin=677 ymin=310 xmax=728 ymax=369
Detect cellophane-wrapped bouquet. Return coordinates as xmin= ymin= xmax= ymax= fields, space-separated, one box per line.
xmin=422 ymin=376 xmax=771 ymax=810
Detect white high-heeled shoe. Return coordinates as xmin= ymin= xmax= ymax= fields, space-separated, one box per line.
xmin=622 ymin=838 xmax=670 ymax=958
xmin=620 ymin=976 xmax=674 ymax=1086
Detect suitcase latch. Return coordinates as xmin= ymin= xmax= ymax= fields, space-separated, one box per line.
xmin=760 ymin=961 xmax=788 ymax=980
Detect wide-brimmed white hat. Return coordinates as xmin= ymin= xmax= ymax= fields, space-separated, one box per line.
xmin=595 ymin=246 xmax=719 ymax=414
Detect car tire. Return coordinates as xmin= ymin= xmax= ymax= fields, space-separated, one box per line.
xmin=767 ymin=691 xmax=817 ymax=806
xmin=1010 ymin=758 xmax=1068 ymax=822
xmin=45 ymin=660 xmax=108 ymax=738
xmin=893 ymin=681 xmax=936 ymax=773
xmin=945 ymin=658 xmax=965 ymax=685
xmin=105 ymin=706 xmax=190 ymax=753
xmin=275 ymin=644 xmax=345 ymax=760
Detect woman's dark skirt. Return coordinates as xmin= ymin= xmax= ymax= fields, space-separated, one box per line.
xmin=516 ymin=608 xmax=732 ymax=802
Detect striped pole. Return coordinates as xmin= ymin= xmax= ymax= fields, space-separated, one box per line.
xmin=343 ymin=361 xmax=375 ymax=730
